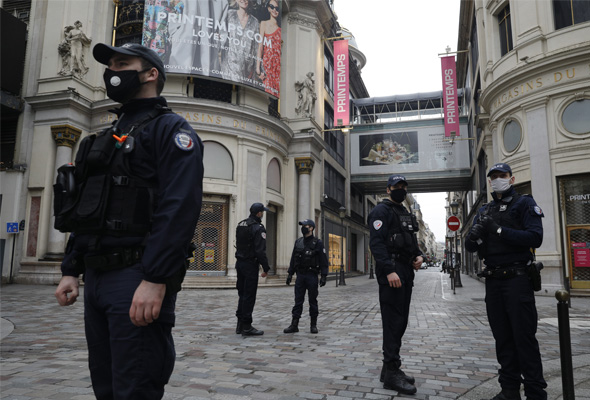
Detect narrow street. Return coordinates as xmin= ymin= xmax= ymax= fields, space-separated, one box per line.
xmin=1 ymin=270 xmax=589 ymax=399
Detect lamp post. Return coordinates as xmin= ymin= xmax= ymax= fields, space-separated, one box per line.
xmin=450 ymin=200 xmax=463 ymax=288
xmin=338 ymin=206 xmax=347 ymax=286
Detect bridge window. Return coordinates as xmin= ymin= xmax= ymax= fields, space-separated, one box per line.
xmin=498 ymin=4 xmax=513 ymax=56
xmin=502 ymin=120 xmax=522 ymax=153
xmin=203 ymin=141 xmax=233 ymax=180
xmin=553 ymin=0 xmax=590 ymax=30
xmin=562 ymin=99 xmax=590 ymax=134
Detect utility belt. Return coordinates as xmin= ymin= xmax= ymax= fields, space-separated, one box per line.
xmin=296 ymin=266 xmax=319 ymax=274
xmin=477 ymin=261 xmax=531 ymax=279
xmin=84 ymin=246 xmax=143 ymax=272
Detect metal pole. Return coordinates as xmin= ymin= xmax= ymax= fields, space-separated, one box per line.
xmin=556 ymin=290 xmax=575 ymax=400
xmin=451 ymin=237 xmax=455 ymax=295
xmin=9 ymin=234 xmax=17 ymax=284
xmin=454 ymin=233 xmax=462 ymax=288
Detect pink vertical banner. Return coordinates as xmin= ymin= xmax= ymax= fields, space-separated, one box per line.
xmin=441 ymin=56 xmax=460 ymax=137
xmin=334 ymin=40 xmax=350 ymax=127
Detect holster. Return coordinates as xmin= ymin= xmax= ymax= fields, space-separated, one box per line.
xmin=528 ymin=262 xmax=543 ymax=291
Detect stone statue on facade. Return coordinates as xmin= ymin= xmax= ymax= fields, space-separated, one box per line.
xmin=295 ymin=72 xmax=317 ymax=117
xmin=58 ymin=21 xmax=92 ymax=79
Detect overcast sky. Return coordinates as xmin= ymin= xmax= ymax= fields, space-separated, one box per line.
xmin=334 ymin=0 xmax=462 ymax=242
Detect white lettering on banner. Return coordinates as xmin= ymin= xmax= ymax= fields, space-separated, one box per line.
xmin=335 ymin=53 xmax=348 ymax=114
xmin=444 ymin=69 xmax=456 ymax=124
xmin=569 ymin=194 xmax=590 ymax=201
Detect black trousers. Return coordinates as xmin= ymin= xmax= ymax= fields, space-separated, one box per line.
xmin=378 ymin=268 xmax=414 ymax=368
xmin=291 ymin=271 xmax=319 ymax=319
xmin=235 ymin=259 xmax=260 ymax=325
xmin=485 ymin=275 xmax=547 ymax=399
xmin=84 ymin=265 xmax=176 ymax=400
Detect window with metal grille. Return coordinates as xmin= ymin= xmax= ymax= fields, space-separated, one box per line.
xmin=498 ymin=4 xmax=513 ymax=56
xmin=187 ymin=198 xmax=229 ymax=275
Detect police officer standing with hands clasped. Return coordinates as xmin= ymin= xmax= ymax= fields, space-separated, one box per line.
xmin=466 ymin=163 xmax=547 ymax=400
xmin=368 ymin=175 xmax=423 ymax=395
xmin=235 ymin=203 xmax=271 ymax=336
xmin=54 ymin=43 xmax=204 ymax=399
xmin=283 ymin=219 xmax=329 ymax=334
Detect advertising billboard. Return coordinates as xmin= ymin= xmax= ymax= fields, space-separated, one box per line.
xmin=350 ymin=124 xmax=470 ymax=175
xmin=440 ymin=55 xmax=460 ymax=137
xmin=143 ymin=0 xmax=282 ymax=97
xmin=333 ymin=40 xmax=349 ymax=126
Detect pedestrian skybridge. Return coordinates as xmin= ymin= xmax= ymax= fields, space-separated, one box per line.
xmin=349 ymin=91 xmax=472 ymax=194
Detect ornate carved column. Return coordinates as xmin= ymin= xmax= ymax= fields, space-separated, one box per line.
xmin=45 ymin=125 xmax=81 ymax=259
xmin=295 ymin=157 xmax=314 ymax=223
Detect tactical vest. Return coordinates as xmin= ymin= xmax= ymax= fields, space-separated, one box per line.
xmin=384 ymin=202 xmax=420 ymax=261
xmin=53 ymin=106 xmax=172 ymax=237
xmin=481 ymin=193 xmax=534 ymax=262
xmin=235 ymin=218 xmax=257 ymax=259
xmin=294 ymin=237 xmax=319 ymax=271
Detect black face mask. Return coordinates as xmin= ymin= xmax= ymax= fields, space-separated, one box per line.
xmin=301 ymin=227 xmax=310 ymax=235
xmin=390 ymin=188 xmax=407 ymax=203
xmin=103 ymin=68 xmax=150 ymax=103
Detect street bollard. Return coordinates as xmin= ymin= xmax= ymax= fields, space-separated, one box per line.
xmin=556 ymin=289 xmax=575 ymax=400
xmin=339 ymin=265 xmax=346 ymax=286
xmin=369 ymin=265 xmax=374 ymax=279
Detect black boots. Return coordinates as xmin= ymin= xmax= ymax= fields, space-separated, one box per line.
xmin=235 ymin=320 xmax=242 ymax=334
xmin=283 ymin=317 xmax=299 ymax=333
xmin=241 ymin=323 xmax=264 ymax=336
xmin=383 ymin=363 xmax=417 ymax=395
xmin=310 ymin=316 xmax=318 ymax=334
xmin=483 ymin=389 xmax=522 ymax=400
xmin=380 ymin=363 xmax=415 ymax=385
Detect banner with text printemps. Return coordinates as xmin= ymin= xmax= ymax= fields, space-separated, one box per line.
xmin=333 ymin=40 xmax=350 ymax=127
xmin=142 ymin=0 xmax=282 ymax=98
xmin=440 ymin=56 xmax=460 ymax=137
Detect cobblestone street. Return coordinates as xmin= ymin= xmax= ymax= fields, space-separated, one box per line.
xmin=1 ymin=269 xmax=589 ymax=399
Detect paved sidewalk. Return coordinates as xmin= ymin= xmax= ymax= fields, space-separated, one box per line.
xmin=1 ymin=270 xmax=589 ymax=399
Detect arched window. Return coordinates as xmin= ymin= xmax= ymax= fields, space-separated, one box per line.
xmin=267 ymin=158 xmax=281 ymax=192
xmin=562 ymin=99 xmax=590 ymax=134
xmin=502 ymin=119 xmax=522 ymax=153
xmin=203 ymin=141 xmax=233 ymax=180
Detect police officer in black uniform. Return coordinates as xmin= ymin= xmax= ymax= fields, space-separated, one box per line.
xmin=368 ymin=175 xmax=423 ymax=395
xmin=465 ymin=163 xmax=546 ymax=400
xmin=235 ymin=203 xmax=271 ymax=336
xmin=283 ymin=219 xmax=329 ymax=334
xmin=54 ymin=43 xmax=204 ymax=400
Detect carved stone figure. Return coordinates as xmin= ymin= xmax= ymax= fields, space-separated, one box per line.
xmin=58 ymin=21 xmax=92 ymax=78
xmin=295 ymin=72 xmax=317 ymax=117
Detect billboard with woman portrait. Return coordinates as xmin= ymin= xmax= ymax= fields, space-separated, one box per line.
xmin=142 ymin=0 xmax=282 ymax=97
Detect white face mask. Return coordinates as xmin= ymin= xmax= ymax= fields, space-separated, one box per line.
xmin=490 ymin=177 xmax=512 ymax=193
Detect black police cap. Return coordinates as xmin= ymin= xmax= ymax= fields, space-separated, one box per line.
xmin=299 ymin=219 xmax=316 ymax=229
xmin=93 ymin=43 xmax=166 ymax=81
xmin=250 ymin=203 xmax=270 ymax=214
xmin=387 ymin=174 xmax=407 ymax=187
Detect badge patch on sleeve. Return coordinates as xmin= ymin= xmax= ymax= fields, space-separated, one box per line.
xmin=534 ymin=206 xmax=543 ymax=216
xmin=373 ymin=220 xmax=383 ymax=230
xmin=174 ymin=132 xmax=195 ymax=151
xmin=261 ymin=232 xmax=266 ymax=239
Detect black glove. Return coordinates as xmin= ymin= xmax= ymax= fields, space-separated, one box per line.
xmin=286 ymin=274 xmax=293 ymax=286
xmin=468 ymin=224 xmax=486 ymax=242
xmin=479 ymin=215 xmax=501 ymax=234
xmin=319 ymin=275 xmax=327 ymax=287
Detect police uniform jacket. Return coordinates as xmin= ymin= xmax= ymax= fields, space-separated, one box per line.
xmin=61 ymin=97 xmax=204 ymax=286
xmin=235 ymin=214 xmax=270 ymax=273
xmin=368 ymin=199 xmax=422 ymax=285
xmin=287 ymin=235 xmax=329 ymax=276
xmin=465 ymin=186 xmax=543 ymax=266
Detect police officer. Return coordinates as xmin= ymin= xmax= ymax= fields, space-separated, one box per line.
xmin=368 ymin=175 xmax=423 ymax=395
xmin=284 ymin=219 xmax=329 ymax=334
xmin=465 ymin=163 xmax=546 ymax=400
xmin=54 ymin=43 xmax=204 ymax=400
xmin=235 ymin=203 xmax=271 ymax=336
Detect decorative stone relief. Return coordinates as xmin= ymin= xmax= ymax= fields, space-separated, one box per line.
xmin=58 ymin=21 xmax=92 ymax=79
xmin=51 ymin=124 xmax=82 ymax=148
xmin=295 ymin=72 xmax=317 ymax=118
xmin=295 ymin=157 xmax=314 ymax=175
